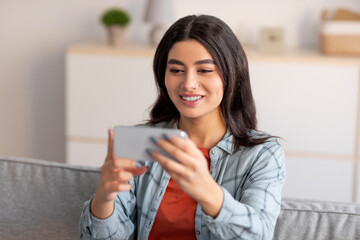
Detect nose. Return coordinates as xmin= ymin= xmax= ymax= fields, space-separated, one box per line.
xmin=183 ymin=71 xmax=199 ymax=91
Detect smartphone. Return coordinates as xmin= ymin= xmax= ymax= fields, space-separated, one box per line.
xmin=113 ymin=125 xmax=188 ymax=162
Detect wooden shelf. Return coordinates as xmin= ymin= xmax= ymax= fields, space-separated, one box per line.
xmin=67 ymin=40 xmax=155 ymax=57
xmin=67 ymin=41 xmax=360 ymax=66
xmin=244 ymin=46 xmax=360 ymax=66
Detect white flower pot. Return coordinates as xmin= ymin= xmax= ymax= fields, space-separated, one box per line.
xmin=107 ymin=26 xmax=125 ymax=47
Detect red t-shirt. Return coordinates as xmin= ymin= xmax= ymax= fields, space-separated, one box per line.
xmin=148 ymin=148 xmax=211 ymax=239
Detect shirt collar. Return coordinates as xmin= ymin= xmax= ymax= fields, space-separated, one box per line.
xmin=216 ymin=129 xmax=234 ymax=154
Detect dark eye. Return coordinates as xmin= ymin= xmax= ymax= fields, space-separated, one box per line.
xmin=198 ymin=69 xmax=213 ymax=73
xmin=170 ymin=68 xmax=183 ymax=73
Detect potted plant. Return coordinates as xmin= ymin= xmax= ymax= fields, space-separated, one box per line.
xmin=101 ymin=8 xmax=130 ymax=47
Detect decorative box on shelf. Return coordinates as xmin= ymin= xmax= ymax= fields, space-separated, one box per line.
xmin=321 ymin=8 xmax=360 ymax=56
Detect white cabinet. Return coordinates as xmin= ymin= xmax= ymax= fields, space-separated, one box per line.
xmin=250 ymin=63 xmax=359 ymax=156
xmin=248 ymin=59 xmax=360 ymax=202
xmin=66 ymin=43 xmax=156 ymax=167
xmin=283 ymin=156 xmax=354 ymax=202
xmin=66 ymin=42 xmax=360 ymax=202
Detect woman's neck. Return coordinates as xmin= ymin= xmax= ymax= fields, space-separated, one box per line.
xmin=178 ymin=116 xmax=227 ymax=149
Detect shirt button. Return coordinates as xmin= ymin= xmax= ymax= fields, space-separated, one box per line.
xmin=196 ymin=230 xmax=200 ymax=235
xmin=211 ymin=149 xmax=217 ymax=155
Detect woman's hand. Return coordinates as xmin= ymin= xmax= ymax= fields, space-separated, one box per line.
xmin=151 ymin=135 xmax=224 ymax=218
xmin=90 ymin=129 xmax=148 ymax=219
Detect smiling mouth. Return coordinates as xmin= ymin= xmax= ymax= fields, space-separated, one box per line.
xmin=181 ymin=96 xmax=203 ymax=102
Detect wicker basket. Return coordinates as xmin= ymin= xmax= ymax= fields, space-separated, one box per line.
xmin=321 ymin=21 xmax=360 ymax=56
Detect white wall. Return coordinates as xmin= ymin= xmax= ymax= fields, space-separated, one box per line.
xmin=0 ymin=0 xmax=133 ymax=162
xmin=0 ymin=0 xmax=359 ymax=162
xmin=175 ymin=0 xmax=360 ymax=49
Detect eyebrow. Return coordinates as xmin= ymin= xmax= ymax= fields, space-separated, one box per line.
xmin=167 ymin=58 xmax=215 ymax=66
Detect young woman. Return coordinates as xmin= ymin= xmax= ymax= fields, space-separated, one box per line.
xmin=80 ymin=15 xmax=285 ymax=240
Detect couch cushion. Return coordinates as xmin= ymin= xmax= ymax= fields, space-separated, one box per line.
xmin=3 ymin=157 xmax=360 ymax=240
xmin=0 ymin=157 xmax=100 ymax=240
xmin=274 ymin=198 xmax=360 ymax=240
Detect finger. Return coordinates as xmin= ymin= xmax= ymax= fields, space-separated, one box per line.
xmin=104 ymin=157 xmax=137 ymax=170
xmin=166 ymin=170 xmax=192 ymax=186
xmin=104 ymin=169 xmax=134 ymax=182
xmin=106 ymin=128 xmax=114 ymax=159
xmin=156 ymin=138 xmax=195 ymax=167
xmin=168 ymin=136 xmax=201 ymax=157
xmin=152 ymin=150 xmax=193 ymax=178
xmin=128 ymin=166 xmax=148 ymax=176
xmin=101 ymin=158 xmax=136 ymax=179
xmin=112 ymin=158 xmax=138 ymax=169
xmin=104 ymin=181 xmax=132 ymax=192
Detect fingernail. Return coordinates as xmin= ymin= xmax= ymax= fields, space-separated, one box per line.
xmin=146 ymin=148 xmax=153 ymax=156
xmin=162 ymin=133 xmax=172 ymax=141
xmin=151 ymin=136 xmax=160 ymax=143
xmin=136 ymin=161 xmax=145 ymax=168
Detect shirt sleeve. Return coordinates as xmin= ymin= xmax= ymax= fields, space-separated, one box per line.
xmin=203 ymin=141 xmax=286 ymax=240
xmin=79 ymin=178 xmax=138 ymax=240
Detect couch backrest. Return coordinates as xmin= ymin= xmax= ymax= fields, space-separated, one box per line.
xmin=0 ymin=157 xmax=100 ymax=240
xmin=2 ymin=157 xmax=360 ymax=240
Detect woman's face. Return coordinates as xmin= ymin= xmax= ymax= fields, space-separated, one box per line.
xmin=165 ymin=40 xmax=224 ymax=121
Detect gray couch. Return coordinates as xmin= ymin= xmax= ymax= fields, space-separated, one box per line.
xmin=1 ymin=157 xmax=360 ymax=240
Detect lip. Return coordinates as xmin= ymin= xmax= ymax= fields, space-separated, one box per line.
xmin=179 ymin=94 xmax=204 ymax=106
xmin=180 ymin=93 xmax=204 ymax=97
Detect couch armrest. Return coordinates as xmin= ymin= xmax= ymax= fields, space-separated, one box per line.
xmin=274 ymin=198 xmax=360 ymax=240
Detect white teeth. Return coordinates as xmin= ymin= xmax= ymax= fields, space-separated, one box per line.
xmin=182 ymin=96 xmax=202 ymax=102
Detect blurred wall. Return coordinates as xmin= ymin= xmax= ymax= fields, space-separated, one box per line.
xmin=0 ymin=0 xmax=359 ymax=162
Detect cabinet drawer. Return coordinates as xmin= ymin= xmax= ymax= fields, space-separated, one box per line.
xmin=283 ymin=156 xmax=353 ymax=202
xmin=250 ymin=62 xmax=359 ymax=156
xmin=66 ymin=54 xmax=156 ymax=138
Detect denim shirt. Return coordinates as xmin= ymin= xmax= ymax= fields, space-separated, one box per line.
xmin=79 ymin=121 xmax=286 ymax=240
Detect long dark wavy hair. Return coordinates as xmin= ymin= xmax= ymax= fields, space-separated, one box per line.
xmin=148 ymin=15 xmax=273 ymax=150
